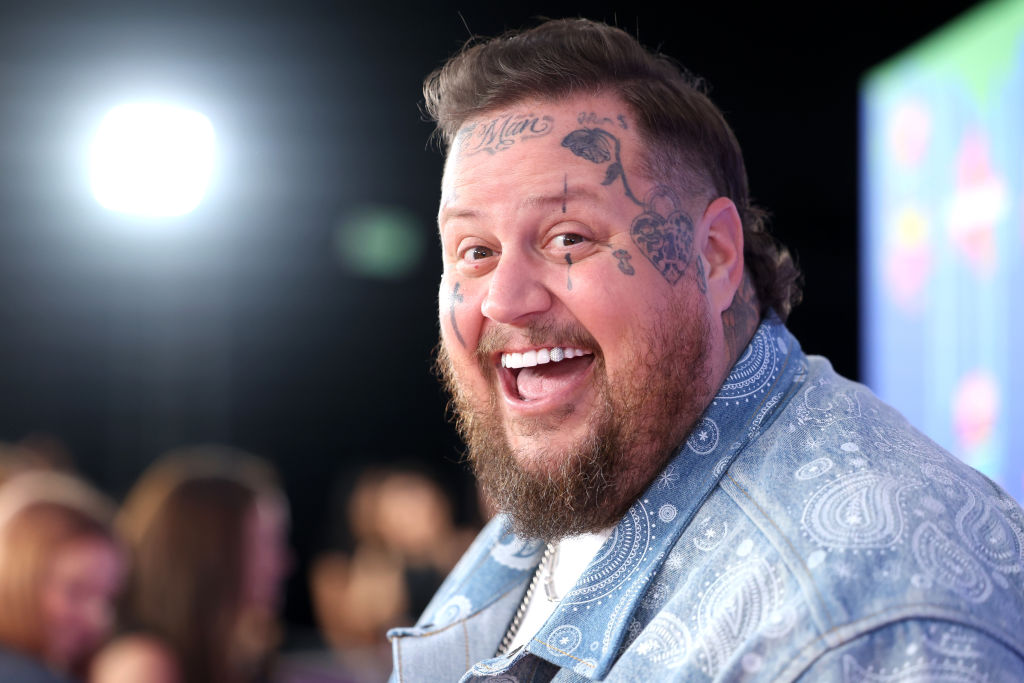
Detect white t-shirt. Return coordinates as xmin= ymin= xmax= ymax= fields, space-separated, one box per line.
xmin=505 ymin=527 xmax=614 ymax=653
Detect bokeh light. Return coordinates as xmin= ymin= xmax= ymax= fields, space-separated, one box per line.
xmin=333 ymin=205 xmax=426 ymax=279
xmin=89 ymin=102 xmax=215 ymax=218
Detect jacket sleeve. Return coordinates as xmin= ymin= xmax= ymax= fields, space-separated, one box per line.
xmin=793 ymin=618 xmax=1024 ymax=683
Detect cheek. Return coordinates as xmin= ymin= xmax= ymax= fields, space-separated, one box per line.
xmin=567 ymin=263 xmax=665 ymax=346
xmin=39 ymin=582 xmax=85 ymax=634
xmin=39 ymin=584 xmax=69 ymax=630
xmin=439 ymin=276 xmax=485 ymax=350
xmin=244 ymin=550 xmax=280 ymax=606
xmin=242 ymin=505 xmax=291 ymax=608
xmin=39 ymin=582 xmax=87 ymax=655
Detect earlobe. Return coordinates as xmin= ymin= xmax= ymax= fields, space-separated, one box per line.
xmin=699 ymin=197 xmax=744 ymax=314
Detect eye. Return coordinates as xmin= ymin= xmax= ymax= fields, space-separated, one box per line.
xmin=553 ymin=233 xmax=587 ymax=248
xmin=462 ymin=245 xmax=494 ymax=261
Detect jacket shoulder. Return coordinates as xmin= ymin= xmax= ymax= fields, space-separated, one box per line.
xmin=722 ymin=356 xmax=1024 ymax=655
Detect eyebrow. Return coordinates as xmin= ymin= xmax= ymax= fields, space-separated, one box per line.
xmin=439 ymin=207 xmax=479 ymax=223
xmin=439 ymin=186 xmax=604 ymax=224
xmin=522 ymin=186 xmax=603 ymax=209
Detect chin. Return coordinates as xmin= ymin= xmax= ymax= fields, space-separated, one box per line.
xmin=509 ymin=444 xmax=572 ymax=476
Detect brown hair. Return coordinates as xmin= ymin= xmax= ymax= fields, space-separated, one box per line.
xmin=0 ymin=472 xmax=115 ymax=663
xmin=117 ymin=446 xmax=282 ymax=683
xmin=423 ymin=18 xmax=802 ymax=320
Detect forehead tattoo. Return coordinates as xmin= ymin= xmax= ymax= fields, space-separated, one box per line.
xmin=561 ymin=127 xmax=641 ymax=205
xmin=459 ymin=112 xmax=554 ymax=157
xmin=576 ymin=111 xmax=629 ymax=130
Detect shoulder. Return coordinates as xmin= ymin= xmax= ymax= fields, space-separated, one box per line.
xmin=90 ymin=634 xmax=182 ymax=683
xmin=793 ymin=619 xmax=1024 ymax=682
xmin=0 ymin=648 xmax=69 ymax=683
xmin=722 ymin=355 xmax=1024 ymax=654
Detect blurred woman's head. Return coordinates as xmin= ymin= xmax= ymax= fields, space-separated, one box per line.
xmin=117 ymin=446 xmax=289 ymax=683
xmin=0 ymin=471 xmax=122 ymax=676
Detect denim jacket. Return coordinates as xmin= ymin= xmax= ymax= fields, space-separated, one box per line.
xmin=0 ymin=648 xmax=70 ymax=683
xmin=388 ymin=317 xmax=1024 ymax=681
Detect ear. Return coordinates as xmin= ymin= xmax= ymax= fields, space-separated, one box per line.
xmin=698 ymin=196 xmax=744 ymax=315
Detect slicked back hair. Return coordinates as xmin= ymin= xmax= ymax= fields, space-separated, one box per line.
xmin=423 ymin=18 xmax=802 ymax=320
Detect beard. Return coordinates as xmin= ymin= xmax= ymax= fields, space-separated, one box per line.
xmin=436 ymin=291 xmax=714 ymax=541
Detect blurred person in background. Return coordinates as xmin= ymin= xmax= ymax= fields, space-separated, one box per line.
xmin=0 ymin=433 xmax=75 ymax=487
xmin=0 ymin=470 xmax=124 ymax=683
xmin=90 ymin=445 xmax=291 ymax=683
xmin=310 ymin=465 xmax=477 ymax=680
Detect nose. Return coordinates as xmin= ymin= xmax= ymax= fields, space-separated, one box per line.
xmin=481 ymin=249 xmax=552 ymax=324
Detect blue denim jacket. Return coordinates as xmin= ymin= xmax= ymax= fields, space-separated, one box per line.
xmin=388 ymin=317 xmax=1024 ymax=681
xmin=0 ymin=648 xmax=70 ymax=683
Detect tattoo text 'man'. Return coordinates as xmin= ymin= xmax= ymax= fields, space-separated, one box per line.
xmin=461 ymin=113 xmax=554 ymax=156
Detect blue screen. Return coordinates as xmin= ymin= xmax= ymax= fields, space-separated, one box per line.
xmin=861 ymin=0 xmax=1024 ymax=503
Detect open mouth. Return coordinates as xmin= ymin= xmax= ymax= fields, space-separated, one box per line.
xmin=498 ymin=346 xmax=595 ymax=402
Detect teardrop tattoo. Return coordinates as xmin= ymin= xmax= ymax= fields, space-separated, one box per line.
xmin=564 ymin=253 xmax=573 ymax=290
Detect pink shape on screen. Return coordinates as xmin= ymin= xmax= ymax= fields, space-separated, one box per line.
xmin=948 ymin=131 xmax=1005 ymax=276
xmin=952 ymin=370 xmax=1000 ymax=456
xmin=887 ymin=100 xmax=932 ymax=167
xmin=884 ymin=207 xmax=931 ymax=313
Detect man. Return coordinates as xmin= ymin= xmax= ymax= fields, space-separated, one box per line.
xmin=387 ymin=18 xmax=1024 ymax=682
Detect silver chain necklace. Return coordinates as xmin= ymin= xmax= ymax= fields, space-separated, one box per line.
xmin=496 ymin=541 xmax=556 ymax=656
xmin=542 ymin=542 xmax=561 ymax=603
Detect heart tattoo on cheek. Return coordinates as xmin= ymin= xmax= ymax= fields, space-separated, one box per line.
xmin=630 ymin=186 xmax=695 ymax=285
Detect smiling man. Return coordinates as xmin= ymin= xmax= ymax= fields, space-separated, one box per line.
xmin=387 ymin=18 xmax=1024 ymax=682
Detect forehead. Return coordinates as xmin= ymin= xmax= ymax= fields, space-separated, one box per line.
xmin=441 ymin=94 xmax=645 ymax=197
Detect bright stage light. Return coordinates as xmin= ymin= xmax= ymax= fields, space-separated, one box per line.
xmin=89 ymin=103 xmax=215 ymax=218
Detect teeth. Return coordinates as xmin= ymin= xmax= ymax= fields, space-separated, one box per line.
xmin=501 ymin=347 xmax=591 ymax=369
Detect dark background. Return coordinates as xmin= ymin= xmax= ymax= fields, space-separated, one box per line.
xmin=0 ymin=0 xmax=981 ymax=635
